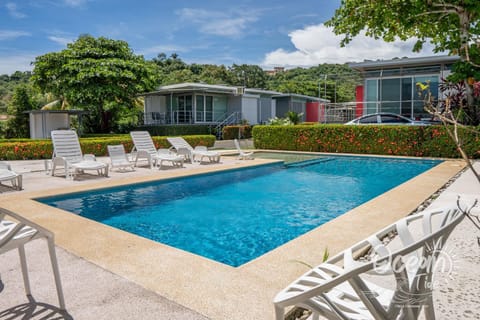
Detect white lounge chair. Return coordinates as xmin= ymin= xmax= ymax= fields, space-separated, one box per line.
xmin=50 ymin=130 xmax=108 ymax=180
xmin=0 ymin=161 xmax=22 ymax=190
xmin=234 ymin=139 xmax=254 ymax=160
xmin=274 ymin=207 xmax=464 ymax=320
xmin=130 ymin=131 xmax=184 ymax=169
xmin=107 ymin=145 xmax=134 ymax=172
xmin=0 ymin=207 xmax=65 ymax=310
xmin=167 ymin=137 xmax=220 ymax=163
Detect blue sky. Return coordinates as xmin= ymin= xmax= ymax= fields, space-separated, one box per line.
xmin=0 ymin=0 xmax=437 ymax=75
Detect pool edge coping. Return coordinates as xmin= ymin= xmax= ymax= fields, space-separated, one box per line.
xmin=0 ymin=156 xmax=465 ymax=320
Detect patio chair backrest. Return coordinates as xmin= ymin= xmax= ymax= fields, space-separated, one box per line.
xmin=274 ymin=206 xmax=465 ymax=320
xmin=51 ymin=130 xmax=84 ymax=163
xmin=130 ymin=131 xmax=157 ymax=155
xmin=167 ymin=137 xmax=194 ymax=152
xmin=107 ymin=145 xmax=129 ymax=163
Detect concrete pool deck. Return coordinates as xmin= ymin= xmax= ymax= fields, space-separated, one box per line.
xmin=0 ymin=154 xmax=478 ymax=319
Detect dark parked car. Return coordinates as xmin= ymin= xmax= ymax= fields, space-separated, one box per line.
xmin=346 ymin=113 xmax=429 ymax=125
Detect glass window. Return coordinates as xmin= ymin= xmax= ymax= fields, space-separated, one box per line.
xmin=401 ymin=78 xmax=413 ymax=118
xmin=359 ymin=115 xmax=378 ymax=124
xmin=414 ymin=75 xmax=438 ymax=120
xmin=196 ymin=95 xmax=204 ymax=122
xmin=381 ymin=114 xmax=409 ymax=123
xmin=206 ymin=96 xmax=213 ymax=122
xmin=213 ymin=96 xmax=227 ymax=121
xmin=365 ymin=79 xmax=378 ymax=114
xmin=380 ymin=78 xmax=401 ymax=114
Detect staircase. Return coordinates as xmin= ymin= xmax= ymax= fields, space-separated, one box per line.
xmin=213 ymin=112 xmax=242 ymax=139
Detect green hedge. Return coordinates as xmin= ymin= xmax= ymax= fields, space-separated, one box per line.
xmin=0 ymin=134 xmax=216 ymax=160
xmin=136 ymin=125 xmax=213 ymax=136
xmin=252 ymin=125 xmax=480 ymax=158
xmin=222 ymin=125 xmax=253 ymax=140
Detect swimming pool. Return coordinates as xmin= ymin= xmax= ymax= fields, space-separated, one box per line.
xmin=37 ymin=156 xmax=440 ymax=267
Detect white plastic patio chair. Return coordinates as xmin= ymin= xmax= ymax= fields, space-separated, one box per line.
xmin=107 ymin=145 xmax=134 ymax=172
xmin=167 ymin=137 xmax=220 ymax=163
xmin=157 ymin=148 xmax=184 ymax=169
xmin=234 ymin=139 xmax=254 ymax=160
xmin=0 ymin=207 xmax=65 ymax=310
xmin=274 ymin=206 xmax=464 ymax=320
xmin=0 ymin=161 xmax=22 ymax=190
xmin=50 ymin=130 xmax=108 ymax=180
xmin=130 ymin=131 xmax=184 ymax=169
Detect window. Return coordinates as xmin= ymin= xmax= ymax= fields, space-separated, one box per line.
xmin=380 ymin=114 xmax=409 ymax=123
xmin=380 ymin=78 xmax=400 ymax=114
xmin=196 ymin=95 xmax=204 ymax=122
xmin=365 ymin=79 xmax=378 ymax=114
xmin=359 ymin=115 xmax=378 ymax=124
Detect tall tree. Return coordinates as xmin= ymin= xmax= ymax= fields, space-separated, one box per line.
xmin=228 ymin=64 xmax=267 ymax=89
xmin=326 ymin=0 xmax=480 ymax=123
xmin=5 ymin=85 xmax=35 ymax=138
xmin=32 ymin=35 xmax=160 ymax=133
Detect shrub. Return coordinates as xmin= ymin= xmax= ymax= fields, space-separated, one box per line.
xmin=222 ymin=125 xmax=253 ymax=140
xmin=252 ymin=124 xmax=480 ymax=158
xmin=0 ymin=134 xmax=216 ymax=160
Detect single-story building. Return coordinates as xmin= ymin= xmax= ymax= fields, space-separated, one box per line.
xmin=141 ymin=83 xmax=328 ymax=126
xmin=27 ymin=110 xmax=87 ymax=139
xmin=350 ymin=55 xmax=460 ymax=120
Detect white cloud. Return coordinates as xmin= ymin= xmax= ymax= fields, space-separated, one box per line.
xmin=64 ymin=0 xmax=88 ymax=7
xmin=48 ymin=35 xmax=73 ymax=46
xmin=0 ymin=30 xmax=31 ymax=41
xmin=5 ymin=2 xmax=26 ymax=18
xmin=177 ymin=8 xmax=259 ymax=38
xmin=263 ymin=24 xmax=439 ymax=67
xmin=0 ymin=54 xmax=35 ymax=75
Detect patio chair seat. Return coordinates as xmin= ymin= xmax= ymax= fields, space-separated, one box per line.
xmin=0 ymin=161 xmax=23 ymax=190
xmin=157 ymin=149 xmax=185 ymax=168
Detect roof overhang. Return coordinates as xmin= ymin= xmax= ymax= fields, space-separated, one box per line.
xmin=273 ymin=93 xmax=329 ymax=103
xmin=349 ymin=55 xmax=460 ymax=72
xmin=25 ymin=109 xmax=88 ymax=115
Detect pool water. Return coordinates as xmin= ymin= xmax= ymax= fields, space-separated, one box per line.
xmin=37 ymin=156 xmax=440 ymax=267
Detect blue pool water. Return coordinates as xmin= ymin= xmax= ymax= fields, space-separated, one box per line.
xmin=37 ymin=156 xmax=440 ymax=267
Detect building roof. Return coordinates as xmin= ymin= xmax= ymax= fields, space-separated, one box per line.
xmin=143 ymin=82 xmax=283 ymax=96
xmin=349 ymin=55 xmax=460 ymax=71
xmin=273 ymin=93 xmax=329 ymax=102
xmin=141 ymin=82 xmax=327 ymax=101
xmin=25 ymin=109 xmax=87 ymax=115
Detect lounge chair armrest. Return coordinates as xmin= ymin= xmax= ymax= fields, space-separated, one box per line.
xmin=0 ymin=161 xmax=12 ymax=170
xmin=83 ymin=154 xmax=96 ymax=161
xmin=0 ymin=207 xmax=53 ymax=238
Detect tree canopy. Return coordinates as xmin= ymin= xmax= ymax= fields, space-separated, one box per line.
xmin=32 ymin=35 xmax=160 ymax=132
xmin=326 ymin=1 xmax=480 ymax=59
xmin=327 ymin=0 xmax=480 ymax=123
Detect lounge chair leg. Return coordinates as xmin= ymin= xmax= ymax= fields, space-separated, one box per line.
xmin=16 ymin=174 xmax=23 ymax=190
xmin=423 ymin=295 xmax=435 ymax=320
xmin=47 ymin=238 xmax=66 ymax=310
xmin=274 ymin=306 xmax=285 ymax=320
xmin=18 ymin=244 xmax=32 ymax=297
